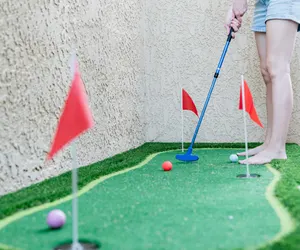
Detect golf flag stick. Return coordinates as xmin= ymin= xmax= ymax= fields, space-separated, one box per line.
xmin=47 ymin=50 xmax=95 ymax=249
xmin=176 ymin=28 xmax=235 ymax=162
xmin=241 ymin=75 xmax=250 ymax=177
xmin=237 ymin=77 xmax=260 ymax=178
xmin=181 ymin=87 xmax=184 ymax=152
xmin=70 ymin=53 xmax=83 ymax=250
xmin=181 ymin=89 xmax=199 ymax=152
xmin=71 ymin=143 xmax=82 ymax=250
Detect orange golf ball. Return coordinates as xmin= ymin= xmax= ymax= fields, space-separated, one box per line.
xmin=162 ymin=161 xmax=172 ymax=171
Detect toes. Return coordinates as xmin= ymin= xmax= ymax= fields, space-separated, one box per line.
xmin=241 ymin=158 xmax=270 ymax=165
xmin=237 ymin=152 xmax=246 ymax=156
xmin=239 ymin=159 xmax=247 ymax=164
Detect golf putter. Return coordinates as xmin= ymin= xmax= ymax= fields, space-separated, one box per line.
xmin=176 ymin=27 xmax=235 ymax=162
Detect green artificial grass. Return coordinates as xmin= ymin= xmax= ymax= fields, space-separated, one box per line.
xmin=0 ymin=149 xmax=280 ymax=250
xmin=0 ymin=142 xmax=299 ymax=250
xmin=258 ymin=144 xmax=300 ymax=250
xmin=0 ymin=142 xmax=260 ymax=220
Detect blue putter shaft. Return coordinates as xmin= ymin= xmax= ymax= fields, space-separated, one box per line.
xmin=176 ymin=28 xmax=234 ymax=162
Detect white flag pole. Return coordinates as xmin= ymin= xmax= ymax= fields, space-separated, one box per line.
xmin=241 ymin=75 xmax=250 ymax=177
xmin=181 ymin=88 xmax=184 ymax=152
xmin=70 ymin=143 xmax=82 ymax=250
xmin=70 ymin=53 xmax=83 ymax=250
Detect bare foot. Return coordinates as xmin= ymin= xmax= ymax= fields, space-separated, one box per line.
xmin=239 ymin=149 xmax=287 ymax=165
xmin=237 ymin=144 xmax=267 ymax=156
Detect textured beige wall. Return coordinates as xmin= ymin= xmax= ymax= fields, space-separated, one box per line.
xmin=0 ymin=0 xmax=145 ymax=195
xmin=144 ymin=0 xmax=300 ymax=144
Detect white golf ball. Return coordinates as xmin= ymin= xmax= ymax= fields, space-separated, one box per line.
xmin=230 ymin=154 xmax=238 ymax=163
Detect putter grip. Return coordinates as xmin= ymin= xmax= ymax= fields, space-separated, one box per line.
xmin=227 ymin=27 xmax=235 ymax=42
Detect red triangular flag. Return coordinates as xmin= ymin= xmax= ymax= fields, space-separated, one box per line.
xmin=47 ymin=64 xmax=94 ymax=160
xmin=239 ymin=80 xmax=263 ymax=128
xmin=182 ymin=88 xmax=198 ymax=117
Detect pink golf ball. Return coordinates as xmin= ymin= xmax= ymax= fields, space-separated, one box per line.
xmin=47 ymin=209 xmax=66 ymax=229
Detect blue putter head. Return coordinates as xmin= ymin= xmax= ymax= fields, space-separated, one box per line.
xmin=175 ymin=147 xmax=199 ymax=162
xmin=176 ymin=153 xmax=199 ymax=162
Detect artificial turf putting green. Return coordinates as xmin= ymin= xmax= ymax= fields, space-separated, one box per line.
xmin=0 ymin=149 xmax=284 ymax=250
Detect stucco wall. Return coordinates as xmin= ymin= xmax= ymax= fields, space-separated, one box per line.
xmin=144 ymin=0 xmax=300 ymax=144
xmin=0 ymin=0 xmax=145 ymax=195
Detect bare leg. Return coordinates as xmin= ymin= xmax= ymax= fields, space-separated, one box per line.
xmin=237 ymin=32 xmax=273 ymax=156
xmin=240 ymin=20 xmax=297 ymax=165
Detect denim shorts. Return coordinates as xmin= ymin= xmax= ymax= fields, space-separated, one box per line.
xmin=252 ymin=0 xmax=300 ymax=32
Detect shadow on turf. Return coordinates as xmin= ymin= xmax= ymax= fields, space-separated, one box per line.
xmin=175 ymin=162 xmax=195 ymax=165
xmin=53 ymin=239 xmax=101 ymax=250
xmin=36 ymin=227 xmax=62 ymax=234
